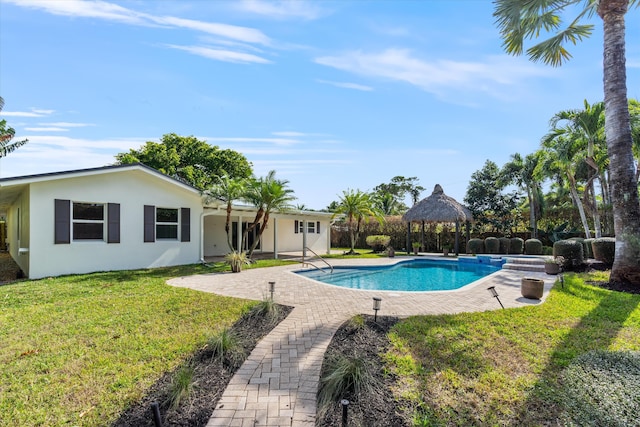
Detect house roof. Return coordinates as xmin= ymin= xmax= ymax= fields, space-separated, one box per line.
xmin=0 ymin=163 xmax=199 ymax=216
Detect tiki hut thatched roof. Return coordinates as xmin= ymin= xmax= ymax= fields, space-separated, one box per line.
xmin=402 ymin=184 xmax=473 ymax=223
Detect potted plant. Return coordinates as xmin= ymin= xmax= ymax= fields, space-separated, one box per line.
xmin=443 ymin=243 xmax=451 ymax=257
xmin=224 ymin=251 xmax=250 ymax=273
xmin=412 ymin=242 xmax=421 ymax=255
xmin=387 ymin=246 xmax=395 ymax=258
xmin=544 ymin=256 xmax=564 ymax=275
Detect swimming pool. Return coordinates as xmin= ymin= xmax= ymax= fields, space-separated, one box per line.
xmin=295 ymin=259 xmax=501 ymax=292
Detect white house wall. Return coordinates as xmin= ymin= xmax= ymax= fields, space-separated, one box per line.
xmin=203 ymin=215 xmax=230 ymax=256
xmin=7 ymin=187 xmax=30 ymax=277
xmin=202 ymin=214 xmax=331 ymax=257
xmin=27 ymin=169 xmax=202 ymax=279
xmin=262 ymin=218 xmax=329 ymax=254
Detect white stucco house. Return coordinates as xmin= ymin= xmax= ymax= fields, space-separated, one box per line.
xmin=0 ymin=163 xmax=334 ymax=279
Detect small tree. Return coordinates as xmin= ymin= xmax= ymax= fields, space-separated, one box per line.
xmin=332 ymin=189 xmax=384 ymax=255
xmin=0 ymin=97 xmax=28 ymax=158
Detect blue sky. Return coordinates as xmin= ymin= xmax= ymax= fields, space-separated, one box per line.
xmin=1 ymin=1 xmax=639 ymax=210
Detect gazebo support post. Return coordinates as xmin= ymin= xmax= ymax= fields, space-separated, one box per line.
xmin=421 ymin=221 xmax=425 ymax=251
xmin=406 ymin=222 xmax=411 ymax=255
xmin=455 ymin=220 xmax=460 ymax=256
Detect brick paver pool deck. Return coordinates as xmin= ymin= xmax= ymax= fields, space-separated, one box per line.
xmin=168 ymin=256 xmax=556 ymax=427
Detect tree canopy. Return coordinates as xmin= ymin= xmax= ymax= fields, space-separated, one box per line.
xmin=0 ymin=97 xmax=28 ymax=158
xmin=115 ymin=133 xmax=252 ymax=191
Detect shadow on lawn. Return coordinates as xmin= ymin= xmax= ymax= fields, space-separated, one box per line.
xmin=512 ymin=278 xmax=640 ymax=425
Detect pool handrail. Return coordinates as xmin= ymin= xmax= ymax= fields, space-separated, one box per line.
xmin=302 ymin=247 xmax=333 ymax=273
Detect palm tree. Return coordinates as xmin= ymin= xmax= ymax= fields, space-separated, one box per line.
xmin=540 ymin=131 xmax=592 ymax=238
xmin=502 ymin=152 xmax=545 ymax=238
xmin=205 ymin=174 xmax=247 ymax=251
xmin=242 ymin=170 xmax=296 ymax=258
xmin=494 ymin=0 xmax=640 ymax=285
xmin=549 ymin=100 xmax=607 ymax=237
xmin=332 ymin=189 xmax=384 ymax=255
xmin=0 ymin=97 xmax=28 ymax=158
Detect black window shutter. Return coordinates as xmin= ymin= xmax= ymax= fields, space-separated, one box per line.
xmin=54 ymin=199 xmax=71 ymax=244
xmin=107 ymin=203 xmax=120 ymax=243
xmin=181 ymin=207 xmax=191 ymax=242
xmin=144 ymin=205 xmax=155 ymax=242
xmin=317 ymin=221 xmax=320 ymax=234
xmin=294 ymin=220 xmax=298 ymax=234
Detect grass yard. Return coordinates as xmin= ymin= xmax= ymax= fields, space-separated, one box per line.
xmin=386 ymin=271 xmax=640 ymax=425
xmin=0 ymin=260 xmax=294 ymax=426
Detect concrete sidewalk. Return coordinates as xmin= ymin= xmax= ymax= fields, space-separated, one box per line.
xmin=168 ymin=257 xmax=556 ymax=426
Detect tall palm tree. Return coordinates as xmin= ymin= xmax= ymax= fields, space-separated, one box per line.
xmin=205 ymin=174 xmax=247 ymax=251
xmin=332 ymin=189 xmax=384 ymax=255
xmin=549 ymin=100 xmax=607 ymax=237
xmin=502 ymin=152 xmax=545 ymax=238
xmin=0 ymin=97 xmax=28 ymax=158
xmin=494 ymin=0 xmax=640 ymax=285
xmin=242 ymin=170 xmax=296 ymax=258
xmin=540 ymin=132 xmax=592 ymax=238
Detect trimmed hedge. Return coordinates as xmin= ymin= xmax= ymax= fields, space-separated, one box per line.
xmin=509 ymin=237 xmax=524 ymax=255
xmin=592 ymin=237 xmax=616 ymax=265
xmin=553 ymin=239 xmax=584 ymax=270
xmin=498 ymin=237 xmax=510 ymax=254
xmin=467 ymin=238 xmax=484 ymax=255
xmin=583 ymin=238 xmax=595 ymax=259
xmin=524 ymin=239 xmax=543 ymax=255
xmin=559 ymin=350 xmax=640 ymax=427
xmin=365 ymin=235 xmax=391 ymax=252
xmin=485 ymin=237 xmax=500 ymax=254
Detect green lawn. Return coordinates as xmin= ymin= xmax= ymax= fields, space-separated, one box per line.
xmin=0 ymin=261 xmax=293 ymax=426
xmin=386 ymin=271 xmax=640 ymax=425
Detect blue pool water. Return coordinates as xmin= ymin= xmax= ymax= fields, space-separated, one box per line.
xmin=295 ymin=259 xmax=500 ymax=292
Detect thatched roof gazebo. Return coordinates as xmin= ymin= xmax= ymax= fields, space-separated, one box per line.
xmin=402 ymin=184 xmax=473 ymax=255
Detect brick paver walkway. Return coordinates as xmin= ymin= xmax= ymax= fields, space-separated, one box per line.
xmin=168 ymin=257 xmax=556 ymax=426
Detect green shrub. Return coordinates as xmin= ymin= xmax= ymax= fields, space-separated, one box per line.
xmin=318 ymin=356 xmax=376 ymax=409
xmin=207 ymin=328 xmax=245 ymax=368
xmin=583 ymin=238 xmax=595 ymax=259
xmin=559 ymin=350 xmax=640 ymax=427
xmin=249 ymin=297 xmax=281 ymax=325
xmin=553 ymin=240 xmax=584 ymax=270
xmin=365 ymin=235 xmax=391 ymax=252
xmin=569 ymin=237 xmax=589 ymax=261
xmin=524 ymin=239 xmax=543 ymax=255
xmin=167 ymin=364 xmax=195 ymax=410
xmin=543 ymin=246 xmax=553 ymax=255
xmin=509 ymin=237 xmax=524 ymax=255
xmin=484 ymin=237 xmax=500 ymax=254
xmin=592 ymin=237 xmax=616 ymax=265
xmin=466 ymin=238 xmax=484 ymax=254
xmin=498 ymin=237 xmax=510 ymax=254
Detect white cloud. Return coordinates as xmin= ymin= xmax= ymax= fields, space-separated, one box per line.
xmin=151 ymin=16 xmax=271 ymax=45
xmin=1 ymin=108 xmax=55 ymax=117
xmin=25 ymin=127 xmax=68 ymax=132
xmin=165 ymin=44 xmax=271 ymax=64
xmin=315 ymin=49 xmax=552 ymax=102
xmin=39 ymin=122 xmax=95 ymax=127
xmin=207 ymin=137 xmax=299 ymax=146
xmin=7 ymin=0 xmax=272 ymax=46
xmin=316 ymin=79 xmax=373 ymax=91
xmin=272 ymin=131 xmax=306 ymax=137
xmin=237 ymin=0 xmax=325 ymax=20
xmin=5 ymin=0 xmax=147 ymax=24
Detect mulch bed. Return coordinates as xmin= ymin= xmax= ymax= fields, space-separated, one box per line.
xmin=316 ymin=315 xmax=413 ymax=427
xmin=111 ymin=304 xmax=292 ymax=427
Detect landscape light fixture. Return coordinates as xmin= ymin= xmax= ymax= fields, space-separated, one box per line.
xmin=487 ymin=286 xmax=505 ymax=309
xmin=372 ymin=297 xmax=382 ymax=322
xmin=341 ymin=399 xmax=350 ymax=427
xmin=268 ymin=281 xmax=275 ymax=300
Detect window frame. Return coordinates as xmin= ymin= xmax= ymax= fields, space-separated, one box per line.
xmin=72 ymin=202 xmax=105 ymax=241
xmin=155 ymin=207 xmax=179 ymax=240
